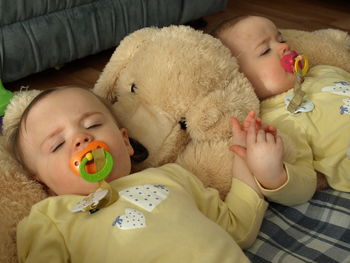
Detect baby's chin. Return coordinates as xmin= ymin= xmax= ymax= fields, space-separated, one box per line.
xmin=274 ymin=75 xmax=296 ymax=94
xmin=53 ymin=181 xmax=100 ymax=196
xmin=105 ymin=173 xmax=124 ymax=183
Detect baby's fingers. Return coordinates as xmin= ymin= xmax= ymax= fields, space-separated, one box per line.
xmin=256 ymin=129 xmax=267 ymax=143
xmin=247 ymin=121 xmax=258 ymax=144
xmin=266 ymin=132 xmax=276 ymax=143
xmin=229 ymin=145 xmax=247 ymax=160
xmin=231 ymin=117 xmax=247 ymax=146
xmin=243 ymin=111 xmax=256 ymax=131
xmin=261 ymin=123 xmax=277 ymax=136
xmin=231 ymin=116 xmax=242 ymax=132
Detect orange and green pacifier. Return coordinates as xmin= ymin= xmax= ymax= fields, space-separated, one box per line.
xmin=69 ymin=141 xmax=114 ymax=182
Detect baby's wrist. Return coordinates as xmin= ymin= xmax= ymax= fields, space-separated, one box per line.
xmin=255 ymin=169 xmax=287 ymax=190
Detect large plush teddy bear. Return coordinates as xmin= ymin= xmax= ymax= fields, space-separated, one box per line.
xmin=93 ymin=25 xmax=350 ymax=197
xmin=1 ymin=25 xmax=350 ymax=263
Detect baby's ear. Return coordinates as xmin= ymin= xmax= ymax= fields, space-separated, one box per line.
xmin=120 ymin=128 xmax=134 ymax=156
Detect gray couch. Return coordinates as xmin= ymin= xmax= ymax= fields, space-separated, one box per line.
xmin=0 ymin=0 xmax=227 ymax=83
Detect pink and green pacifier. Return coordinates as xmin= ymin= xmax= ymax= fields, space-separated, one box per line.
xmin=69 ymin=141 xmax=114 ymax=182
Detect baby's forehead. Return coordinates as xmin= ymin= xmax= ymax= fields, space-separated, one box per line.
xmin=50 ymin=87 xmax=96 ymax=99
xmin=42 ymin=88 xmax=102 ymax=108
xmin=25 ymin=88 xmax=102 ymax=121
xmin=229 ymin=18 xmax=275 ymax=41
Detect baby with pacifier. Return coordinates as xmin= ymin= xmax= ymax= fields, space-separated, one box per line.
xmin=4 ymin=86 xmax=267 ymax=263
xmin=214 ymin=15 xmax=350 ymax=206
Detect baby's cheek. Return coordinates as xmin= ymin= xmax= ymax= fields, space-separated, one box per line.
xmin=266 ymin=68 xmax=292 ymax=87
xmin=278 ymin=72 xmax=296 ymax=91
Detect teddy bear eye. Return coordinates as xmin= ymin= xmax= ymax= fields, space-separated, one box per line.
xmin=179 ymin=117 xmax=187 ymax=130
xmin=131 ymin=83 xmax=137 ymax=93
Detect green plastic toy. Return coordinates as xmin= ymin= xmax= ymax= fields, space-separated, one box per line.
xmin=0 ymin=80 xmax=14 ymax=116
xmin=0 ymin=80 xmax=14 ymax=131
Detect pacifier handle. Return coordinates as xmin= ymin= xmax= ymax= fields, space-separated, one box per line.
xmin=286 ymin=54 xmax=309 ymax=113
xmin=79 ymin=150 xmax=114 ymax=182
xmin=293 ymin=55 xmax=309 ymax=76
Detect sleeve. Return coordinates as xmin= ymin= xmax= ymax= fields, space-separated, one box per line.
xmin=259 ymin=114 xmax=317 ymax=206
xmin=164 ymin=164 xmax=268 ymax=249
xmin=17 ymin=208 xmax=69 ymax=263
xmin=258 ymin=161 xmax=317 ymax=206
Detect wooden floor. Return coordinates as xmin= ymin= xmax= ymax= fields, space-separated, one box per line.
xmin=6 ymin=0 xmax=350 ymax=91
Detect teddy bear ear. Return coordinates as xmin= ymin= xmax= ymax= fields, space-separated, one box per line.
xmin=94 ymin=27 xmax=160 ymax=103
xmin=281 ymin=29 xmax=350 ymax=72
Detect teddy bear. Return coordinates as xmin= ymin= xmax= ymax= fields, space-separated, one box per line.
xmin=93 ymin=25 xmax=350 ymax=197
xmin=94 ymin=25 xmax=262 ymax=197
xmin=0 ymin=25 xmax=349 ymax=263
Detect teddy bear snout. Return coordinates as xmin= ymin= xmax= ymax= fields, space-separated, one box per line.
xmin=179 ymin=117 xmax=187 ymax=130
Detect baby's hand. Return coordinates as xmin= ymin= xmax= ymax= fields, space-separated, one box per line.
xmin=230 ymin=111 xmax=277 ymax=159
xmin=243 ymin=111 xmax=276 ymax=137
xmin=230 ymin=116 xmax=247 ymax=148
xmin=245 ymin=124 xmax=287 ymax=189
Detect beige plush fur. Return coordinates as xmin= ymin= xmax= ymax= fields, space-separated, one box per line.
xmin=0 ymin=25 xmax=349 ymax=263
xmin=94 ymin=25 xmax=260 ymax=198
xmin=94 ymin=25 xmax=350 ymax=196
xmin=0 ymin=137 xmax=47 ymax=263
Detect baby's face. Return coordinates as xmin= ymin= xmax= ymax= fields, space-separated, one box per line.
xmin=219 ymin=16 xmax=296 ymax=100
xmin=19 ymin=88 xmax=134 ymax=195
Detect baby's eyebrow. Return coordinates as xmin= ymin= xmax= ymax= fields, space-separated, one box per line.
xmin=254 ymin=38 xmax=268 ymax=50
xmin=77 ymin=111 xmax=103 ymax=122
xmin=255 ymin=31 xmax=283 ymax=51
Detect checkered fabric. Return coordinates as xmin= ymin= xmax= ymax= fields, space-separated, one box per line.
xmin=245 ymin=189 xmax=350 ymax=263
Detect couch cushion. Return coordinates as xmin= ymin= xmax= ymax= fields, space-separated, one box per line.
xmin=0 ymin=0 xmax=227 ymax=82
xmin=0 ymin=0 xmax=97 ymax=26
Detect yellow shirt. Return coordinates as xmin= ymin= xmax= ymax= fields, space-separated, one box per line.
xmin=260 ymin=65 xmax=350 ymax=205
xmin=17 ymin=163 xmax=267 ymax=263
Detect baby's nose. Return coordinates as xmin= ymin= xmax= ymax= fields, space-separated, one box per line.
xmin=280 ymin=42 xmax=290 ymax=55
xmin=72 ymin=133 xmax=93 ymax=151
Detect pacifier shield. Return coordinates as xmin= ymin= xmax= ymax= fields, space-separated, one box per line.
xmin=281 ymin=50 xmax=300 ymax=73
xmin=284 ymin=94 xmax=314 ymax=114
xmin=71 ymin=188 xmax=108 ymax=213
xmin=69 ymin=141 xmax=114 ymax=182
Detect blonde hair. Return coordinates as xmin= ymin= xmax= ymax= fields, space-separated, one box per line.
xmin=211 ymin=15 xmax=250 ymax=38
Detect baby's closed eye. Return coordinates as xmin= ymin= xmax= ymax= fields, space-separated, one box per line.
xmin=260 ymin=48 xmax=271 ymax=56
xmin=52 ymin=141 xmax=65 ymax=153
xmin=87 ymin=123 xmax=102 ymax=129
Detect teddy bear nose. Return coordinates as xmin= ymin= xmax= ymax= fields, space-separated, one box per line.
xmin=179 ymin=117 xmax=187 ymax=130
